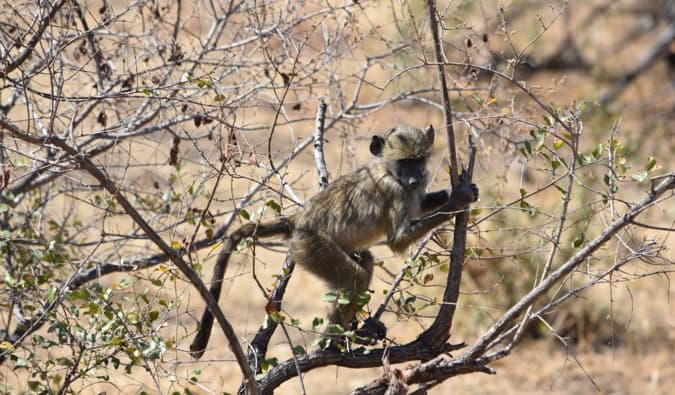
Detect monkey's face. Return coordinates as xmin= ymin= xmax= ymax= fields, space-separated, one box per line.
xmin=393 ymin=157 xmax=428 ymax=191
xmin=369 ymin=125 xmax=434 ymax=191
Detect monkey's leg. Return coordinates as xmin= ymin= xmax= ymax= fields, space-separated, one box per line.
xmin=190 ymin=218 xmax=293 ymax=359
xmin=290 ymin=233 xmax=372 ymax=331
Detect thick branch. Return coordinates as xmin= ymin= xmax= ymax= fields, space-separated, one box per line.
xmin=258 ymin=342 xmax=464 ymax=394
xmin=413 ymin=0 xmax=477 ymax=353
xmin=461 ymin=173 xmax=675 ymax=361
xmin=426 ymin=0 xmax=458 ymax=184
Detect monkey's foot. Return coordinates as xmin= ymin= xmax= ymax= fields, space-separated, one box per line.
xmin=353 ymin=316 xmax=387 ymax=345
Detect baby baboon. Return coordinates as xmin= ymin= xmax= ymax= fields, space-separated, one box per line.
xmin=190 ymin=125 xmax=478 ymax=358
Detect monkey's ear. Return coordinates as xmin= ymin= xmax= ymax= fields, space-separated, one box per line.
xmin=424 ymin=125 xmax=435 ymax=145
xmin=370 ymin=135 xmax=385 ymax=156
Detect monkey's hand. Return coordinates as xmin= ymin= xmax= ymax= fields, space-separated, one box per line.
xmin=354 ymin=316 xmax=387 ymax=345
xmin=449 ymin=170 xmax=479 ymax=207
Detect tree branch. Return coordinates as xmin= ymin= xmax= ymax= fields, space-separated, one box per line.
xmin=0 ymin=118 xmax=260 ymax=395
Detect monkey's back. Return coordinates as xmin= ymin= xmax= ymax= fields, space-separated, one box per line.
xmin=294 ymin=163 xmax=410 ymax=251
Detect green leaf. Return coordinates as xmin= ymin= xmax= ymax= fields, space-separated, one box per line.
xmin=631 ymin=171 xmax=648 ymax=183
xmin=355 ymin=291 xmax=371 ymax=308
xmin=194 ymin=79 xmax=211 ymax=88
xmin=524 ymin=140 xmax=532 ymax=155
xmin=265 ymin=199 xmax=282 ymax=214
xmin=519 ymin=188 xmax=527 ymax=197
xmin=323 ymin=291 xmax=338 ymax=303
xmin=292 ymin=345 xmax=306 ymax=356
xmin=577 ymin=153 xmax=594 ymax=165
xmin=148 ymin=310 xmax=159 ymax=322
xmin=312 ymin=317 xmax=323 ymax=330
xmin=553 ymin=139 xmax=564 ymax=150
xmin=592 ymin=144 xmax=604 ymax=159
xmin=127 ymin=312 xmax=140 ymax=325
xmin=327 ymin=324 xmax=345 ymax=334
xmin=260 ymin=357 xmax=278 ymax=371
xmin=214 ymin=94 xmax=227 ymax=102
xmin=46 ymin=287 xmax=57 ymax=304
xmin=119 ymin=277 xmax=135 ymax=288
xmin=337 ymin=292 xmax=351 ymax=305
xmin=268 ymin=310 xmax=280 ymax=323
xmin=15 ymin=358 xmax=29 ymax=368
xmin=238 ymin=209 xmax=250 ymax=220
xmin=572 ymin=233 xmax=585 ymax=248
xmin=551 ymin=159 xmax=561 ymax=171
xmin=0 ymin=203 xmax=8 ymax=213
xmin=646 ymin=156 xmax=656 ymax=171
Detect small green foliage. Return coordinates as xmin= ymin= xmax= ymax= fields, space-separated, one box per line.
xmin=572 ymin=233 xmax=585 ymax=248
xmin=292 ymin=345 xmax=306 ymax=356
xmin=236 ymin=238 xmax=251 ymax=251
xmin=355 ymin=290 xmax=371 ymax=309
xmin=238 ymin=209 xmax=250 ymax=220
xmin=631 ymin=171 xmax=648 ymax=182
xmin=265 ymin=199 xmax=282 ymax=214
xmin=519 ymin=200 xmax=537 ymax=216
xmin=260 ymin=357 xmax=278 ymax=371
xmin=543 ymin=114 xmax=555 ymax=126
xmin=337 ymin=290 xmax=351 ymax=305
xmin=327 ymin=324 xmax=345 ymax=334
xmin=323 ymin=291 xmax=338 ymax=303
xmin=312 ymin=317 xmax=324 ymax=331
xmin=577 ymin=153 xmax=594 ymax=165
xmin=268 ymin=310 xmax=280 ymax=323
xmin=551 ymin=159 xmax=561 ymax=171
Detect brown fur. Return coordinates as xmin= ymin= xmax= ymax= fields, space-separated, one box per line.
xmin=190 ymin=125 xmax=478 ymax=358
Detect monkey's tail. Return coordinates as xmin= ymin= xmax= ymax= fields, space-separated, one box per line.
xmin=189 ymin=217 xmax=294 ymax=359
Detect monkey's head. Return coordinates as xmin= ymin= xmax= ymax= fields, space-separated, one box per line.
xmin=369 ymin=125 xmax=434 ymax=191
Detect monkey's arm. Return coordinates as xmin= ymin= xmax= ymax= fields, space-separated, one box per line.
xmin=388 ymin=175 xmax=477 ymax=252
xmin=189 ymin=217 xmax=293 ymax=359
xmin=421 ymin=190 xmax=450 ymax=214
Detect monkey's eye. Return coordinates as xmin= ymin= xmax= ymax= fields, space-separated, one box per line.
xmin=397 ymin=158 xmax=424 ymax=167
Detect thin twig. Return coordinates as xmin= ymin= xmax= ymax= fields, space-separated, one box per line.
xmin=313 ymin=98 xmax=329 ymax=191
xmin=0 ymin=118 xmax=260 ymax=395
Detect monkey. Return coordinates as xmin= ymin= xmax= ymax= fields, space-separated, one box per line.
xmin=189 ymin=125 xmax=478 ymax=358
